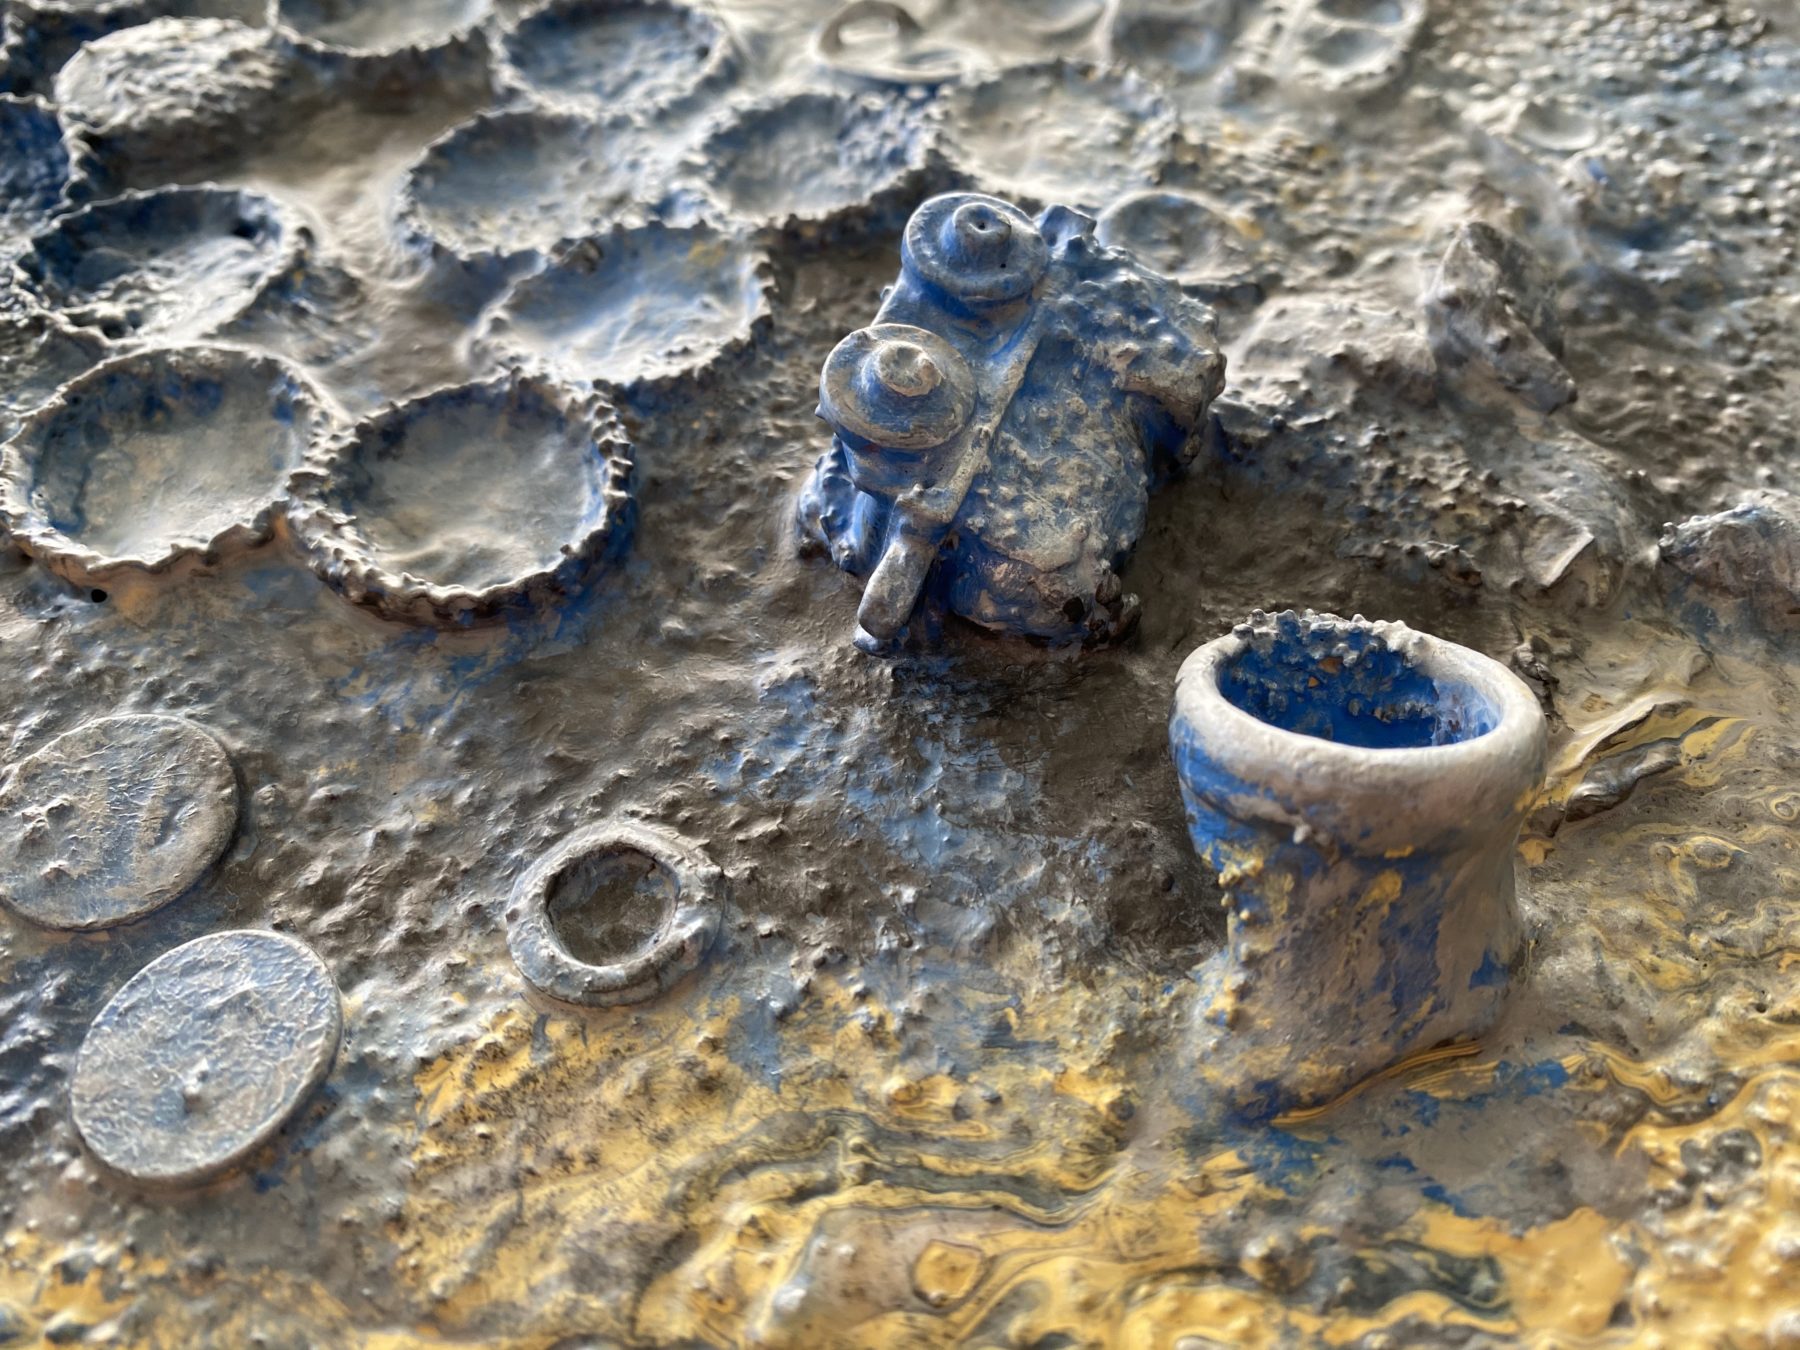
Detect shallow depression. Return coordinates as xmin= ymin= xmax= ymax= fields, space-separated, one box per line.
xmin=402 ymin=110 xmax=671 ymax=259
xmin=277 ymin=0 xmax=491 ymax=52
xmin=699 ymin=92 xmax=924 ymax=225
xmin=504 ymin=0 xmax=725 ymax=112
xmin=938 ymin=64 xmax=1170 ymax=210
xmin=5 ymin=345 xmax=318 ymax=569
xmin=321 ymin=382 xmax=614 ymax=593
xmin=480 ymin=224 xmax=768 ymax=387
xmin=19 ymin=186 xmax=294 ymax=342
xmin=545 ymin=846 xmax=677 ymax=968
xmin=1220 ymin=619 xmax=1501 ymax=749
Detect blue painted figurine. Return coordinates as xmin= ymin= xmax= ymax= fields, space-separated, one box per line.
xmin=799 ymin=191 xmax=1225 ymax=651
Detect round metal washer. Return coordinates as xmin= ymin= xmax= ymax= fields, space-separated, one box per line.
xmin=71 ymin=931 xmax=342 ymax=1187
xmin=903 ymin=192 xmax=1047 ymax=306
xmin=0 ymin=715 xmax=238 ymax=931
xmin=506 ymin=820 xmax=724 ymax=1007
xmin=819 ymin=323 xmax=975 ymax=452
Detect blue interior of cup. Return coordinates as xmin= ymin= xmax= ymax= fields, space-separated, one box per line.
xmin=1220 ymin=614 xmax=1501 ymax=749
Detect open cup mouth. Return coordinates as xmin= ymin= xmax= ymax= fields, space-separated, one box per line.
xmin=286 ymin=375 xmax=634 ymax=627
xmin=1172 ymin=610 xmax=1546 ymax=854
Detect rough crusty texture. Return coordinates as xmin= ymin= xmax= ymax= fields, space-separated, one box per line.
xmin=1 ymin=0 xmax=1799 ymax=1345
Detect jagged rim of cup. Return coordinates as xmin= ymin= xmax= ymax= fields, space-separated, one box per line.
xmin=689 ymin=87 xmax=936 ymax=232
xmin=497 ymin=0 xmax=736 ymax=120
xmin=0 ymin=342 xmax=329 ymax=586
xmin=286 ymin=373 xmax=635 ymax=627
xmin=13 ymin=182 xmax=310 ymax=344
xmin=474 ymin=219 xmax=776 ymax=393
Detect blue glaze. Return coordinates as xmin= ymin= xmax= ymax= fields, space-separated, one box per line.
xmin=1170 ymin=611 xmax=1547 ymax=1121
xmin=0 ymin=96 xmax=69 ymax=242
xmin=1219 ymin=616 xmax=1500 ymax=749
xmin=801 ymin=191 xmax=1225 ymax=650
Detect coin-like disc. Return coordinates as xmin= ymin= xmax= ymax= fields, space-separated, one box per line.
xmin=0 ymin=714 xmax=238 ymax=930
xmin=71 ymin=931 xmax=342 ymax=1186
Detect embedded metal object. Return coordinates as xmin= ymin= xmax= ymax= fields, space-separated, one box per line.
xmin=801 ymin=190 xmax=1225 ymax=650
xmin=0 ymin=715 xmax=238 ymax=931
xmin=71 ymin=930 xmax=342 ymax=1186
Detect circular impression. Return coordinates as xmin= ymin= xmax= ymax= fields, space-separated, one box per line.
xmin=476 ymin=223 xmax=772 ymax=389
xmin=694 ymin=90 xmax=930 ymax=229
xmin=814 ymin=0 xmax=967 ymax=85
xmin=1095 ymin=188 xmax=1260 ymax=296
xmin=18 ymin=185 xmax=301 ymax=344
xmin=0 ymin=96 xmax=73 ymax=243
xmin=289 ymin=375 xmax=635 ymax=627
xmin=0 ymin=344 xmax=325 ymax=585
xmin=71 ymin=930 xmax=342 ymax=1187
xmin=1103 ymin=2 xmax=1242 ymax=83
xmin=0 ymin=714 xmax=238 ymax=931
xmin=934 ymin=61 xmax=1174 ymax=210
xmin=1276 ymin=0 xmax=1426 ymax=100
xmin=398 ymin=107 xmax=673 ymax=262
xmin=52 ymin=18 xmax=290 ymax=178
xmin=502 ymin=0 xmax=730 ymax=114
xmin=272 ymin=0 xmax=493 ymax=55
xmin=506 ymin=820 xmax=724 ymax=1008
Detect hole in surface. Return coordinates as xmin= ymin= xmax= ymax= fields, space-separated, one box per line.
xmin=1219 ymin=618 xmax=1499 ymax=749
xmin=546 ymin=846 xmax=676 ymax=967
xmin=88 ymin=589 xmax=108 ymax=603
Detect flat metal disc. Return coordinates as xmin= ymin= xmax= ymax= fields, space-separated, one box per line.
xmin=0 ymin=714 xmax=238 ymax=931
xmin=71 ymin=930 xmax=342 ymax=1186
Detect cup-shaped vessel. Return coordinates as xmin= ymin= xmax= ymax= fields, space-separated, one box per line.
xmin=1170 ymin=610 xmax=1547 ymax=1119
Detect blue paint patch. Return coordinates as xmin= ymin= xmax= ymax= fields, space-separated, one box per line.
xmin=1420 ymin=1180 xmax=1478 ymax=1218
xmin=1469 ymin=949 xmax=1509 ymax=988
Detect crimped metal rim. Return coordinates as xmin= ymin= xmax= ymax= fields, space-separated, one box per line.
xmin=0 ymin=343 xmax=327 ymax=586
xmin=285 ymin=373 xmax=634 ymax=627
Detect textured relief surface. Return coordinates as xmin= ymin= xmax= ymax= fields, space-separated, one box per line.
xmin=1 ymin=344 xmax=323 ymax=582
xmin=0 ymin=0 xmax=1798 ymax=1346
xmin=0 ymin=715 xmax=238 ymax=931
xmin=17 ymin=186 xmax=302 ymax=344
xmin=69 ymin=930 xmax=341 ymax=1185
